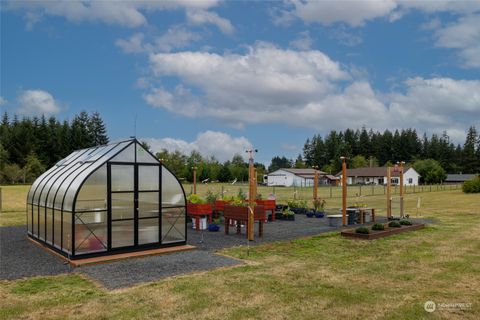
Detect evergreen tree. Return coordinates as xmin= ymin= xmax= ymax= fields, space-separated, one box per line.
xmin=463 ymin=126 xmax=478 ymax=173
xmin=89 ymin=112 xmax=109 ymax=145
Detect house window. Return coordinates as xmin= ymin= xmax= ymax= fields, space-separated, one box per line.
xmin=391 ymin=178 xmax=399 ymax=184
xmin=408 ymin=178 xmax=413 ymax=184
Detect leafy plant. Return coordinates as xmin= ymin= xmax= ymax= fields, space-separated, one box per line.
xmin=212 ymin=218 xmax=222 ymax=225
xmin=388 ymin=221 xmax=401 ymax=228
xmin=298 ymin=200 xmax=307 ymax=208
xmin=283 ymin=209 xmax=295 ymax=216
xmin=399 ymin=220 xmax=412 ymax=226
xmin=287 ymin=200 xmax=298 ymax=208
xmin=355 ymin=227 xmax=370 ymax=234
xmin=371 ymin=223 xmax=385 ymax=231
xmin=205 ymin=190 xmax=218 ymax=205
xmin=256 ymin=193 xmax=263 ymax=200
xmin=237 ymin=188 xmax=247 ymax=201
xmin=187 ymin=194 xmax=206 ymax=204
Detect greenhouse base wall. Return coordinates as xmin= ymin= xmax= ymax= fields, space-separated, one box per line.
xmin=27 ymin=233 xmax=187 ymax=261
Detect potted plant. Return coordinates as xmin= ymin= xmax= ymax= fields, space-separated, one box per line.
xmin=208 ymin=218 xmax=221 ymax=232
xmin=313 ymin=199 xmax=326 ymax=218
xmin=282 ymin=209 xmax=295 ymax=221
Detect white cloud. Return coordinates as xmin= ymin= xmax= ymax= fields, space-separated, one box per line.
xmin=289 ymin=31 xmax=313 ymax=50
xmin=116 ymin=33 xmax=149 ymax=54
xmin=286 ymin=0 xmax=480 ymax=27
xmin=329 ymin=26 xmax=363 ymax=47
xmin=142 ymin=131 xmax=252 ymax=162
xmin=8 ymin=0 xmax=220 ymax=28
xmin=143 ymin=44 xmax=479 ymax=141
xmin=434 ymin=14 xmax=480 ymax=68
xmin=116 ymin=26 xmax=201 ymax=54
xmin=186 ymin=8 xmax=234 ymax=34
xmin=291 ymin=0 xmax=398 ymax=27
xmin=155 ymin=26 xmax=202 ymax=52
xmin=0 ymin=96 xmax=6 ymax=106
xmin=17 ymin=89 xmax=61 ymax=115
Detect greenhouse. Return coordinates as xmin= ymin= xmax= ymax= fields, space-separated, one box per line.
xmin=26 ymin=139 xmax=186 ymax=260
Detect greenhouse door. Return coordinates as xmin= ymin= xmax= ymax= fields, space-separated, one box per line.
xmin=108 ymin=163 xmax=160 ymax=250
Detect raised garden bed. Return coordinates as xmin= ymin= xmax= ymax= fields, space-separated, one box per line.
xmin=341 ymin=223 xmax=425 ymax=240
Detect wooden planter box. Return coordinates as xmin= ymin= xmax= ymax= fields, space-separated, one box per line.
xmin=224 ymin=205 xmax=266 ymax=238
xmin=214 ymin=200 xmax=232 ymax=212
xmin=341 ymin=223 xmax=425 ymax=240
xmin=256 ymin=200 xmax=276 ymax=221
xmin=187 ymin=203 xmax=213 ymax=215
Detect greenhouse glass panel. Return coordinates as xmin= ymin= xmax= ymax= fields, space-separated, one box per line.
xmin=139 ymin=166 xmax=159 ymax=191
xmin=111 ymin=220 xmax=135 ymax=248
xmin=54 ymin=211 xmax=62 ymax=249
xmin=138 ymin=192 xmax=159 ymax=218
xmin=75 ymin=211 xmax=107 ymax=254
xmin=46 ymin=208 xmax=53 ymax=244
xmin=110 ymin=142 xmax=135 ymax=162
xmin=39 ymin=207 xmax=46 ymax=240
xmin=136 ymin=144 xmax=158 ymax=163
xmin=32 ymin=205 xmax=38 ymax=235
xmin=139 ymin=218 xmax=159 ymax=244
xmin=76 ymin=165 xmax=107 ymax=211
xmin=162 ymin=207 xmax=185 ymax=244
xmin=111 ymin=165 xmax=134 ymax=192
xmin=162 ymin=167 xmax=185 ymax=207
xmin=112 ymin=193 xmax=134 ymax=220
xmin=63 ymin=211 xmax=72 ymax=253
xmin=27 ymin=205 xmax=32 ymax=233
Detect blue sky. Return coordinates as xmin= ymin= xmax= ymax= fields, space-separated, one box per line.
xmin=1 ymin=1 xmax=479 ymax=164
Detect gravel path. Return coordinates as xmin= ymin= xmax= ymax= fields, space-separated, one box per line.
xmin=77 ymin=250 xmax=240 ymax=289
xmin=1 ymin=215 xmax=430 ymax=288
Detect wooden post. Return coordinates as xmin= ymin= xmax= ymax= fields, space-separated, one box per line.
xmin=387 ymin=166 xmax=391 ymax=218
xmin=247 ymin=149 xmax=256 ymax=241
xmin=341 ymin=157 xmax=347 ymax=226
xmin=313 ymin=166 xmax=319 ymax=201
xmin=192 ymin=166 xmax=197 ymax=194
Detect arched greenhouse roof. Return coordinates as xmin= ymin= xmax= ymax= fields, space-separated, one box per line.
xmin=27 ymin=139 xmax=160 ymax=211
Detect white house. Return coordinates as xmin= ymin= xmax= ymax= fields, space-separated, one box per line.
xmin=266 ymin=168 xmax=327 ymax=187
xmin=336 ymin=167 xmax=420 ymax=186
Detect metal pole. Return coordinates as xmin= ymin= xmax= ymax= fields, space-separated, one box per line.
xmin=387 ymin=166 xmax=391 ymax=218
xmin=341 ymin=157 xmax=347 ymax=226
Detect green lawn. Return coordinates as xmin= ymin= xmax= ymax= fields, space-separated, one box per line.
xmin=0 ymin=186 xmax=478 ymax=319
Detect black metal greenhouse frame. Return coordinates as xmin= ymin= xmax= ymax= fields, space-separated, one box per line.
xmin=26 ymin=139 xmax=187 ymax=260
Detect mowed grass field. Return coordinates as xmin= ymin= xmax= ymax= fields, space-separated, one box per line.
xmin=0 ymin=184 xmax=479 ymax=319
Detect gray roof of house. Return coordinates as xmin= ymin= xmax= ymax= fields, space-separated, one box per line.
xmin=335 ymin=166 xmax=415 ymax=177
xmin=445 ymin=174 xmax=478 ymax=182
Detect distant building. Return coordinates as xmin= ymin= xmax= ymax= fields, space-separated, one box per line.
xmin=336 ymin=167 xmax=420 ymax=186
xmin=267 ymin=168 xmax=329 ymax=187
xmin=444 ymin=174 xmax=478 ymax=184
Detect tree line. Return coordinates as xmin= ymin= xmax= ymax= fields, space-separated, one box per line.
xmin=267 ymin=126 xmax=479 ymax=184
xmin=0 ymin=111 xmax=108 ymax=184
xmin=155 ymin=149 xmax=266 ymax=183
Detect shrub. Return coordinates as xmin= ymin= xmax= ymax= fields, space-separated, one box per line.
xmin=388 ymin=221 xmax=401 ymax=228
xmin=355 ymin=227 xmax=370 ymax=234
xmin=399 ymin=220 xmax=412 ymax=226
xmin=462 ymin=176 xmax=480 ymax=193
xmin=371 ymin=223 xmax=385 ymax=231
